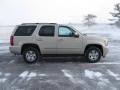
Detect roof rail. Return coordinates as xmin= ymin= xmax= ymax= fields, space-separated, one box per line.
xmin=21 ymin=23 xmax=57 ymax=25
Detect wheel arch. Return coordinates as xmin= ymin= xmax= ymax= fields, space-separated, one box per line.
xmin=84 ymin=44 xmax=103 ymax=56
xmin=21 ymin=43 xmax=41 ymax=54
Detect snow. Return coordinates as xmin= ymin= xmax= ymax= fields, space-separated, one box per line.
xmin=0 ymin=45 xmax=9 ymax=49
xmin=0 ymin=72 xmax=2 ymax=76
xmin=4 ymin=73 xmax=11 ymax=77
xmin=62 ymin=69 xmax=76 ymax=83
xmin=38 ymin=74 xmax=48 ymax=77
xmin=0 ymin=26 xmax=14 ymax=43
xmin=9 ymin=60 xmax=15 ymax=64
xmin=19 ymin=71 xmax=48 ymax=81
xmin=19 ymin=71 xmax=29 ymax=78
xmin=0 ymin=78 xmax=7 ymax=83
xmin=0 ymin=72 xmax=11 ymax=83
xmin=97 ymin=81 xmax=107 ymax=87
xmin=85 ymin=69 xmax=103 ymax=79
xmin=107 ymin=69 xmax=120 ymax=80
xmin=93 ymin=62 xmax=120 ymax=65
xmin=0 ymin=46 xmax=9 ymax=54
xmin=27 ymin=72 xmax=37 ymax=80
xmin=0 ymin=46 xmax=9 ymax=50
xmin=28 ymin=72 xmax=37 ymax=77
xmin=84 ymin=69 xmax=111 ymax=88
xmin=99 ymin=78 xmax=110 ymax=84
xmin=62 ymin=69 xmax=85 ymax=84
xmin=62 ymin=69 xmax=112 ymax=88
xmin=27 ymin=72 xmax=48 ymax=80
xmin=97 ymin=78 xmax=110 ymax=88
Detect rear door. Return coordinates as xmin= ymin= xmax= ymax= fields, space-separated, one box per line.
xmin=36 ymin=24 xmax=57 ymax=54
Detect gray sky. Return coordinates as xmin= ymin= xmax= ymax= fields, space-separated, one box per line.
xmin=0 ymin=0 xmax=119 ymax=25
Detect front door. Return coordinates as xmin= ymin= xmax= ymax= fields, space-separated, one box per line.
xmin=57 ymin=26 xmax=83 ymax=54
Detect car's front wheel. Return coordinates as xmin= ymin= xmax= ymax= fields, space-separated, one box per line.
xmin=23 ymin=47 xmax=40 ymax=64
xmin=85 ymin=46 xmax=102 ymax=63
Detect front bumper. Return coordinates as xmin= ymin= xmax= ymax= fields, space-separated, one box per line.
xmin=103 ymin=46 xmax=109 ymax=57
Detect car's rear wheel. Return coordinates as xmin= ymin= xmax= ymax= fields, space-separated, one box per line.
xmin=23 ymin=47 xmax=40 ymax=64
xmin=85 ymin=46 xmax=102 ymax=63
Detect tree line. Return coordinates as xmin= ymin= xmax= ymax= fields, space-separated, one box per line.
xmin=83 ymin=3 xmax=120 ymax=27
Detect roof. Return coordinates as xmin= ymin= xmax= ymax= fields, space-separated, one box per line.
xmin=21 ymin=23 xmax=57 ymax=25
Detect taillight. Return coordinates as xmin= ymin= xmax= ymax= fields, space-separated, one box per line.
xmin=10 ymin=36 xmax=14 ymax=46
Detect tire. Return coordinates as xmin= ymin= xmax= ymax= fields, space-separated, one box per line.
xmin=85 ymin=46 xmax=102 ymax=63
xmin=23 ymin=47 xmax=40 ymax=64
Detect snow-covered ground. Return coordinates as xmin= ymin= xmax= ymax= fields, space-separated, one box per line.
xmin=0 ymin=24 xmax=120 ymax=90
xmin=0 ymin=26 xmax=14 ymax=43
xmin=0 ymin=26 xmax=14 ymax=54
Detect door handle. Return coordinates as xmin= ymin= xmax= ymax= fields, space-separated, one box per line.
xmin=37 ymin=38 xmax=43 ymax=41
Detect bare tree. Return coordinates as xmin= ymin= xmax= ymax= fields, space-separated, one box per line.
xmin=83 ymin=14 xmax=97 ymax=27
xmin=110 ymin=3 xmax=120 ymax=27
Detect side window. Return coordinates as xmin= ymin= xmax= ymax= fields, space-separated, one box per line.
xmin=39 ymin=26 xmax=55 ymax=36
xmin=14 ymin=26 xmax=36 ymax=36
xmin=58 ymin=26 xmax=74 ymax=37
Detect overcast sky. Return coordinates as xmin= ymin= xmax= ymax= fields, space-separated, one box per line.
xmin=0 ymin=0 xmax=119 ymax=25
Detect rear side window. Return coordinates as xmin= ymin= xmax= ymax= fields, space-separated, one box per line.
xmin=14 ymin=26 xmax=36 ymax=36
xmin=39 ymin=26 xmax=55 ymax=36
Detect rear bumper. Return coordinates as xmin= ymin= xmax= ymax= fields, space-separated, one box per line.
xmin=9 ymin=46 xmax=21 ymax=55
xmin=103 ymin=46 xmax=109 ymax=57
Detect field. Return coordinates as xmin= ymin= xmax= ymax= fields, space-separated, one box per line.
xmin=0 ymin=24 xmax=120 ymax=90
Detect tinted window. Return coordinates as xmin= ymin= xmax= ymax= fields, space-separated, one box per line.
xmin=14 ymin=26 xmax=36 ymax=36
xmin=59 ymin=26 xmax=75 ymax=37
xmin=39 ymin=26 xmax=55 ymax=36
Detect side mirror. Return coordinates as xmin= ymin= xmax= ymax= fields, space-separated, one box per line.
xmin=74 ymin=32 xmax=79 ymax=38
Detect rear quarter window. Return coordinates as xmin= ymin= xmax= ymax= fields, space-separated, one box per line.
xmin=14 ymin=26 xmax=36 ymax=36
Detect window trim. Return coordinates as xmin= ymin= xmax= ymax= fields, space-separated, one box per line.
xmin=58 ymin=26 xmax=75 ymax=37
xmin=39 ymin=25 xmax=55 ymax=37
